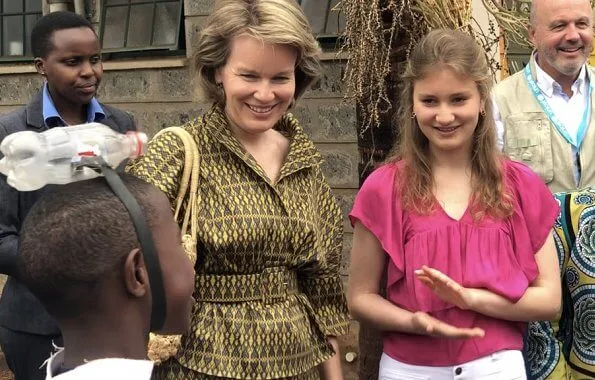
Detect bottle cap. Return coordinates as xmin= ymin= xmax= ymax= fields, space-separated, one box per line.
xmin=126 ymin=132 xmax=148 ymax=158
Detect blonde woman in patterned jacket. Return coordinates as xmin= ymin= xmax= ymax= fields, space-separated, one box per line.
xmin=126 ymin=0 xmax=349 ymax=379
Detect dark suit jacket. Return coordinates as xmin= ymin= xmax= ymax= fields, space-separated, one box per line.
xmin=0 ymin=91 xmax=136 ymax=335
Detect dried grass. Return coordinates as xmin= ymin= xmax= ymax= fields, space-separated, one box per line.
xmin=338 ymin=0 xmax=500 ymax=134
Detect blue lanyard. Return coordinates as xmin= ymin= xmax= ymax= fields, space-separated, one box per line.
xmin=523 ymin=64 xmax=591 ymax=149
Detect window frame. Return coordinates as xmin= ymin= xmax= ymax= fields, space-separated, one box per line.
xmin=97 ymin=0 xmax=344 ymax=59
xmin=99 ymin=0 xmax=184 ymax=54
xmin=0 ymin=0 xmax=42 ymax=62
xmin=298 ymin=0 xmax=344 ymax=50
xmin=299 ymin=0 xmax=344 ymax=35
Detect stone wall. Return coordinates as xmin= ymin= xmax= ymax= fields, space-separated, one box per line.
xmin=0 ymin=0 xmax=359 ymax=377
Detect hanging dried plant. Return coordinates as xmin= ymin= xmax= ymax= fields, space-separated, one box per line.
xmin=414 ymin=0 xmax=501 ymax=77
xmin=337 ymin=0 xmax=424 ymax=135
xmin=338 ymin=0 xmax=500 ymax=134
xmin=481 ymin=0 xmax=530 ymax=48
xmin=414 ymin=0 xmax=473 ymax=30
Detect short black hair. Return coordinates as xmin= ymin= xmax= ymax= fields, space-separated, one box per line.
xmin=31 ymin=11 xmax=95 ymax=58
xmin=18 ymin=174 xmax=160 ymax=319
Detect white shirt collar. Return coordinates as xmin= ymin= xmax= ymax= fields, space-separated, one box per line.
xmin=533 ymin=52 xmax=588 ymax=97
xmin=45 ymin=348 xmax=154 ymax=380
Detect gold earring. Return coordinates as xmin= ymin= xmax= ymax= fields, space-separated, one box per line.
xmin=411 ymin=112 xmax=416 ymax=119
xmin=480 ymin=109 xmax=486 ymax=117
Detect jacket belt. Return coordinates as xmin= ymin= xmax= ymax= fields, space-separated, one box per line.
xmin=194 ymin=266 xmax=299 ymax=304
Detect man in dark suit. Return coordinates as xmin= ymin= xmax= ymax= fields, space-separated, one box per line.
xmin=0 ymin=11 xmax=136 ymax=380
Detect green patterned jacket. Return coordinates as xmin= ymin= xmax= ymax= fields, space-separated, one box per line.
xmin=127 ymin=105 xmax=349 ymax=379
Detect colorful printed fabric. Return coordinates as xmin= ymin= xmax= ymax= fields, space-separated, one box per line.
xmin=526 ymin=187 xmax=595 ymax=379
xmin=126 ymin=105 xmax=349 ymax=379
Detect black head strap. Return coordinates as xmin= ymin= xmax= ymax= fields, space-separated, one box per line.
xmin=101 ymin=165 xmax=166 ymax=331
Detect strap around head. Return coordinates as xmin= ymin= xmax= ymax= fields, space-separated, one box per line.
xmin=101 ymin=165 xmax=166 ymax=331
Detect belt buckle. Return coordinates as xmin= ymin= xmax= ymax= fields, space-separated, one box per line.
xmin=260 ymin=267 xmax=288 ymax=305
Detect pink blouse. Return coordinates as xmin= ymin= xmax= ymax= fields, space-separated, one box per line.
xmin=349 ymin=159 xmax=559 ymax=366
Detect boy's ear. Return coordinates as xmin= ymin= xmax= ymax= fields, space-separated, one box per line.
xmin=123 ymin=248 xmax=149 ymax=298
xmin=34 ymin=58 xmax=46 ymax=76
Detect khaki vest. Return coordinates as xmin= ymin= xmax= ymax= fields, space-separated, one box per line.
xmin=493 ymin=55 xmax=595 ymax=193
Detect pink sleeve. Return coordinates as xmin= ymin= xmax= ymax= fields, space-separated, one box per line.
xmin=349 ymin=164 xmax=404 ymax=282
xmin=506 ymin=160 xmax=560 ymax=282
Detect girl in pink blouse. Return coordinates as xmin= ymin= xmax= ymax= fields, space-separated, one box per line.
xmin=348 ymin=29 xmax=561 ymax=379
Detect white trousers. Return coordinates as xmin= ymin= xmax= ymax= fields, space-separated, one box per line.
xmin=378 ymin=350 xmax=527 ymax=380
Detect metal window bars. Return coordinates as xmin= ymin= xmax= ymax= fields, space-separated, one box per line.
xmin=99 ymin=0 xmax=343 ymax=54
xmin=100 ymin=0 xmax=183 ymax=53
xmin=298 ymin=0 xmax=344 ymax=37
xmin=0 ymin=0 xmax=42 ymax=60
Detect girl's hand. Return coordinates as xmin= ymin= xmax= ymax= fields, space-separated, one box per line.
xmin=415 ymin=265 xmax=476 ymax=310
xmin=410 ymin=311 xmax=484 ymax=338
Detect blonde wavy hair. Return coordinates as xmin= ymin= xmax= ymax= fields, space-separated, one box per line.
xmin=387 ymin=29 xmax=513 ymax=220
xmin=192 ymin=0 xmax=322 ymax=106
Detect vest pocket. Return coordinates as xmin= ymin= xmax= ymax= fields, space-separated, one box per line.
xmin=503 ymin=114 xmax=554 ymax=183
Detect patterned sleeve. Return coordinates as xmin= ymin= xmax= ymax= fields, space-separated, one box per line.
xmin=298 ymin=165 xmax=349 ymax=337
xmin=526 ymin=190 xmax=574 ymax=380
xmin=125 ymin=130 xmax=186 ymax=207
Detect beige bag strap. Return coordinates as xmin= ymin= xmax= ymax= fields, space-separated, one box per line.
xmin=146 ymin=126 xmax=200 ymax=364
xmin=153 ymin=126 xmax=199 ymax=262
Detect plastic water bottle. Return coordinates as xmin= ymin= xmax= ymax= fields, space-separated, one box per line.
xmin=0 ymin=123 xmax=148 ymax=191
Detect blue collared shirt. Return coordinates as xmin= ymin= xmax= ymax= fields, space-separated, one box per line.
xmin=42 ymin=83 xmax=105 ymax=127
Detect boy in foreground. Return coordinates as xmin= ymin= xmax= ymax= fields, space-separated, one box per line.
xmin=17 ymin=174 xmax=194 ymax=379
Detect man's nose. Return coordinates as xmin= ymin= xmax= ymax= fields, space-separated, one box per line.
xmin=565 ymin=24 xmax=581 ymax=42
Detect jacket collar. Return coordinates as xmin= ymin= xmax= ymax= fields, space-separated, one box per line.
xmin=201 ymin=104 xmax=323 ymax=184
xmin=42 ymin=83 xmax=105 ymax=126
xmin=25 ymin=89 xmax=112 ymax=130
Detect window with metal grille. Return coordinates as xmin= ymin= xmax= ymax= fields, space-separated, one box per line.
xmin=0 ymin=0 xmax=42 ymax=60
xmin=99 ymin=0 xmax=343 ymax=55
xmin=100 ymin=0 xmax=183 ymax=53
xmin=299 ymin=0 xmax=344 ymax=37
